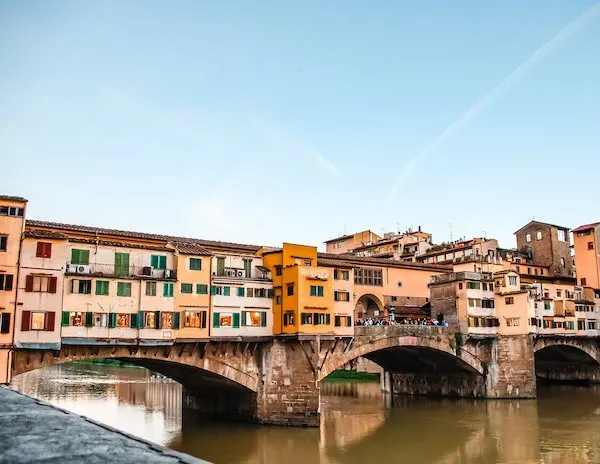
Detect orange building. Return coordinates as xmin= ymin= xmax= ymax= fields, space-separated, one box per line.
xmin=0 ymin=196 xmax=27 ymax=383
xmin=324 ymin=230 xmax=381 ymax=255
xmin=573 ymin=222 xmax=600 ymax=288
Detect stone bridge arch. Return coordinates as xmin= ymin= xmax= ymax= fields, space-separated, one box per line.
xmin=534 ymin=337 xmax=600 ymax=383
xmin=355 ymin=293 xmax=385 ymax=319
xmin=319 ymin=330 xmax=485 ymax=382
xmin=534 ymin=337 xmax=600 ymax=363
xmin=11 ymin=343 xmax=260 ymax=393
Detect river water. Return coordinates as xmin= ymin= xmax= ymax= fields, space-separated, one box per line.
xmin=10 ymin=363 xmax=600 ymax=464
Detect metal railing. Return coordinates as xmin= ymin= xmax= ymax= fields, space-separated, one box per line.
xmin=65 ymin=262 xmax=177 ymax=280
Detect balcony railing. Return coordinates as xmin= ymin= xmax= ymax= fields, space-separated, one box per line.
xmin=212 ymin=267 xmax=271 ymax=281
xmin=65 ymin=262 xmax=177 ymax=280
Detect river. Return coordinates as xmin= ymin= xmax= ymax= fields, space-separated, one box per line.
xmin=10 ymin=363 xmax=600 ymax=464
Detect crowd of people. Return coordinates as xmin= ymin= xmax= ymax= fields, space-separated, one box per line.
xmin=355 ymin=317 xmax=449 ymax=327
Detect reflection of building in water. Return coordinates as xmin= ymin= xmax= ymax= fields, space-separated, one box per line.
xmin=114 ymin=375 xmax=182 ymax=428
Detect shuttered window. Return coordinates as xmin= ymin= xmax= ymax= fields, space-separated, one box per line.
xmin=196 ymin=284 xmax=208 ymax=294
xmin=117 ymin=282 xmax=131 ymax=297
xmin=145 ymin=281 xmax=156 ymax=296
xmin=189 ymin=258 xmax=202 ymax=270
xmin=0 ymin=313 xmax=10 ymax=333
xmin=0 ymin=274 xmax=14 ymax=291
xmin=114 ymin=253 xmax=130 ymax=277
xmin=36 ymin=242 xmax=52 ymax=258
xmin=237 ymin=287 xmax=245 ymax=297
xmin=71 ymin=249 xmax=89 ymax=265
xmin=151 ymin=255 xmax=167 ymax=270
xmin=223 ymin=286 xmax=231 ymax=296
xmin=163 ymin=283 xmax=174 ymax=297
xmin=95 ymin=280 xmax=109 ymax=296
xmin=181 ymin=283 xmax=193 ymax=294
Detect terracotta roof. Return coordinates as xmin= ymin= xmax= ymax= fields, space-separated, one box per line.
xmin=26 ymin=220 xmax=261 ymax=252
xmin=0 ymin=195 xmax=27 ymax=202
xmin=316 ymin=252 xmax=451 ymax=272
xmin=172 ymin=242 xmax=213 ymax=256
xmin=514 ymin=220 xmax=569 ymax=234
xmin=24 ymin=229 xmax=67 ymax=240
xmin=69 ymin=237 xmax=171 ymax=252
xmin=572 ymin=222 xmax=600 ymax=233
xmin=317 ymin=258 xmax=354 ymax=269
xmin=324 ymin=233 xmax=354 ymax=244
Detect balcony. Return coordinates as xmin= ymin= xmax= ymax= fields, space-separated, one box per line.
xmin=65 ymin=262 xmax=177 ymax=280
xmin=212 ymin=267 xmax=272 ymax=281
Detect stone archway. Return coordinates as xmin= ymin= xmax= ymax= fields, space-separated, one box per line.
xmin=355 ymin=294 xmax=384 ymax=320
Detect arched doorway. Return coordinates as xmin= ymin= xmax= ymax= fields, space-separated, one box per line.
xmin=355 ymin=294 xmax=384 ymax=320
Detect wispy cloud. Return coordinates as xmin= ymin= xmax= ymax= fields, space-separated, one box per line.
xmin=386 ymin=2 xmax=600 ymax=203
xmin=248 ymin=112 xmax=342 ymax=178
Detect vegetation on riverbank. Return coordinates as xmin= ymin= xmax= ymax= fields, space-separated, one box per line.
xmin=322 ymin=370 xmax=380 ymax=383
xmin=74 ymin=359 xmax=143 ymax=368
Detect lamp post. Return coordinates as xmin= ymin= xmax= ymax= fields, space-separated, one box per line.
xmin=389 ymin=306 xmax=395 ymax=324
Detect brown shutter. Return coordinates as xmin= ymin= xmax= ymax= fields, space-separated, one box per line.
xmin=48 ymin=277 xmax=57 ymax=294
xmin=45 ymin=312 xmax=56 ymax=331
xmin=21 ymin=311 xmax=31 ymax=331
xmin=46 ymin=242 xmax=52 ymax=258
xmin=36 ymin=242 xmax=44 ymax=257
xmin=25 ymin=275 xmax=33 ymax=292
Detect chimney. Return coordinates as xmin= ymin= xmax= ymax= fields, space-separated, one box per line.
xmin=418 ymin=225 xmax=421 ymax=232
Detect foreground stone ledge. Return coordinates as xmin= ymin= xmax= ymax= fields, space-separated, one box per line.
xmin=0 ymin=386 xmax=210 ymax=464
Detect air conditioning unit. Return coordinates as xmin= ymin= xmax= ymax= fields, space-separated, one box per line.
xmin=164 ymin=270 xmax=175 ymax=279
xmin=226 ymin=270 xmax=235 ymax=277
xmin=76 ymin=265 xmax=90 ymax=274
xmin=236 ymin=270 xmax=244 ymax=277
xmin=66 ymin=264 xmax=78 ymax=273
xmin=141 ymin=266 xmax=152 ymax=276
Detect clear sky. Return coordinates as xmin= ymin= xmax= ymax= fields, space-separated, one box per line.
xmin=2 ymin=1 xmax=599 ymax=250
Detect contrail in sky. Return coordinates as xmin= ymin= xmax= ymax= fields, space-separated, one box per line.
xmin=386 ymin=2 xmax=600 ymax=203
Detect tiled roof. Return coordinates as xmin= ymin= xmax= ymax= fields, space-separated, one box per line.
xmin=514 ymin=220 xmax=569 ymax=234
xmin=69 ymin=237 xmax=171 ymax=252
xmin=323 ymin=233 xmax=354 ymax=244
xmin=316 ymin=252 xmax=451 ymax=271
xmin=24 ymin=229 xmax=67 ymax=239
xmin=317 ymin=258 xmax=354 ymax=269
xmin=572 ymin=222 xmax=600 ymax=233
xmin=172 ymin=242 xmax=213 ymax=256
xmin=0 ymin=195 xmax=27 ymax=202
xmin=26 ymin=220 xmax=261 ymax=252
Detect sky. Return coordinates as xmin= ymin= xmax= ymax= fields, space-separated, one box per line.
xmin=1 ymin=1 xmax=599 ymax=250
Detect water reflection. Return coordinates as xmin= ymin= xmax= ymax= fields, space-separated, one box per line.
xmin=11 ymin=364 xmax=600 ymax=464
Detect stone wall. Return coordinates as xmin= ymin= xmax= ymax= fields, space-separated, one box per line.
xmin=390 ymin=372 xmax=486 ymax=397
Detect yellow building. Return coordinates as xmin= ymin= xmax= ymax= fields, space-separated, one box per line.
xmin=573 ymin=222 xmax=600 ymax=288
xmin=0 ymin=196 xmax=27 ymax=383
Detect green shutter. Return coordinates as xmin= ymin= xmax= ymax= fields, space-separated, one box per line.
xmin=347 ymin=316 xmax=352 ymax=326
xmin=313 ymin=313 xmax=318 ymax=325
xmin=244 ymin=259 xmax=252 ymax=277
xmin=158 ymin=256 xmax=166 ymax=270
xmin=155 ymin=311 xmax=162 ymax=329
xmin=232 ymin=313 xmax=240 ymax=328
xmin=197 ymin=284 xmax=208 ymax=294
xmin=260 ymin=312 xmax=267 ymax=327
xmin=335 ymin=316 xmax=341 ymax=327
xmin=267 ymin=289 xmax=274 ymax=298
xmin=189 ymin=258 xmax=201 ymax=270
xmin=174 ymin=312 xmax=181 ymax=329
xmin=61 ymin=311 xmax=70 ymax=326
xmin=211 ymin=285 xmax=217 ymax=295
xmin=71 ymin=249 xmax=90 ymax=265
xmin=326 ymin=313 xmax=331 ymax=325
xmin=224 ymin=286 xmax=230 ymax=296
xmin=114 ymin=253 xmax=130 ymax=277
xmin=318 ymin=286 xmax=324 ymax=297
xmin=163 ymin=283 xmax=173 ymax=297
xmin=96 ymin=281 xmax=109 ymax=296
xmin=237 ymin=287 xmax=245 ymax=297
xmin=109 ymin=313 xmax=117 ymax=328
xmin=151 ymin=255 xmax=158 ymax=268
xmin=241 ymin=311 xmax=247 ymax=326
xmin=310 ymin=286 xmax=316 ymax=296
xmin=213 ymin=312 xmax=220 ymax=328
xmin=216 ymin=257 xmax=225 ymax=276
xmin=84 ymin=312 xmax=93 ymax=327
xmin=130 ymin=313 xmax=138 ymax=329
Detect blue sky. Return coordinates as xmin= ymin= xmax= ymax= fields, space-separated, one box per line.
xmin=1 ymin=1 xmax=599 ymax=250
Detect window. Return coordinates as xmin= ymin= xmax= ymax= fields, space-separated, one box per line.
xmin=458 ymin=283 xmax=463 ymax=290
xmin=468 ymin=298 xmax=482 ymax=308
xmin=275 ymin=266 xmax=282 ymax=276
xmin=334 ymin=291 xmax=349 ymax=302
xmin=508 ymin=276 xmax=517 ymax=286
xmin=287 ymin=284 xmax=294 ymax=296
xmin=71 ymin=279 xmax=91 ymax=294
xmin=560 ymin=257 xmax=566 ymax=267
xmin=467 ymin=282 xmax=481 ymax=290
xmin=161 ymin=312 xmax=173 ymax=329
xmin=595 ymin=290 xmax=600 ymax=299
xmin=482 ymin=283 xmax=488 ymax=291
xmin=0 ymin=236 xmax=6 ymax=252
xmin=334 ymin=270 xmax=350 ymax=280
xmin=310 ymin=285 xmax=324 ymax=297
xmin=544 ymin=301 xmax=552 ymax=310
xmin=244 ymin=259 xmax=252 ymax=277
xmin=223 ymin=286 xmax=231 ymax=296
xmin=196 ymin=284 xmax=208 ymax=294
xmin=117 ymin=282 xmax=131 ymax=297
xmin=527 ymin=268 xmax=532 ymax=275
xmin=304 ymin=259 xmax=312 ymax=266
xmin=151 ymin=255 xmax=167 ymax=270
xmin=556 ymin=289 xmax=562 ymax=297
xmin=505 ymin=317 xmax=520 ymax=327
xmin=588 ymin=321 xmax=597 ymax=330
xmin=71 ymin=249 xmax=90 ymax=265
xmin=145 ymin=281 xmax=156 ymax=296
xmin=69 ymin=312 xmax=84 ymax=326
xmin=581 ymin=278 xmax=587 ymax=286
xmin=516 ymin=266 xmax=520 ymax=273
xmin=94 ymin=313 xmax=108 ymax=328
xmin=116 ymin=313 xmax=130 ymax=328
xmin=0 ymin=206 xmax=24 ymax=217
xmin=588 ymin=242 xmax=594 ymax=250
xmin=1 ymin=313 xmax=10 ymax=333
xmin=189 ymin=258 xmax=202 ymax=270
xmin=96 ymin=280 xmax=109 ymax=296
xmin=334 ymin=316 xmax=353 ymax=327
xmin=216 ymin=257 xmax=225 ymax=276
xmin=254 ymin=288 xmax=266 ymax=298
xmin=283 ymin=312 xmax=295 ymax=326
xmin=246 ymin=287 xmax=254 ymax=297
xmin=354 ymin=268 xmax=383 ymax=286
xmin=526 ymin=233 xmax=531 ymax=243
xmin=481 ymin=299 xmax=495 ymax=309
xmin=36 ymin=242 xmax=52 ymax=258
xmin=313 ymin=313 xmax=330 ymax=325
xmin=218 ymin=313 xmax=234 ymax=327
xmin=536 ymin=231 xmax=542 ymax=240
xmin=181 ymin=283 xmax=193 ymax=294
xmin=237 ymin=287 xmax=245 ymax=297
xmin=144 ymin=312 xmax=156 ymax=329
xmin=489 ymin=283 xmax=494 ymax=291
xmin=275 ymin=295 xmax=281 ymax=305
xmin=163 ymin=283 xmax=174 ymax=297
xmin=242 ymin=311 xmax=267 ymax=327
xmin=30 ymin=312 xmax=47 ymax=330
xmin=558 ymin=229 xmax=566 ymax=242
xmin=505 ymin=297 xmax=514 ymax=305
xmin=183 ymin=311 xmax=207 ymax=328
xmin=28 ymin=275 xmax=51 ymax=293
xmin=114 ymin=252 xmax=130 ymax=277
xmin=301 ymin=312 xmax=313 ymax=325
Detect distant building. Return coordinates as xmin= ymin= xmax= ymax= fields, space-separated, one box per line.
xmin=351 ymin=227 xmax=433 ymax=262
xmin=324 ymin=230 xmax=381 ymax=255
xmin=417 ymin=237 xmax=499 ymax=265
xmin=514 ymin=221 xmax=573 ymax=277
xmin=572 ymin=222 xmax=600 ymax=288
